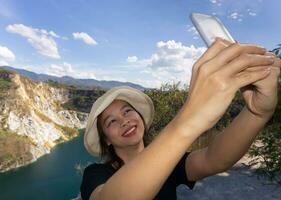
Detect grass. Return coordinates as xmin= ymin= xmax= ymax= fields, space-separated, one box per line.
xmin=0 ymin=129 xmax=33 ymax=170
xmin=0 ymin=76 xmax=12 ymax=99
xmin=34 ymin=110 xmax=53 ymax=123
xmin=55 ymin=124 xmax=79 ymax=139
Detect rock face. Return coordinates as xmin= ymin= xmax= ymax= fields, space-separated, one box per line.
xmin=0 ymin=71 xmax=88 ymax=172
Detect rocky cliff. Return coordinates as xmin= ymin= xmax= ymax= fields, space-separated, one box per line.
xmin=0 ymin=69 xmax=88 ymax=172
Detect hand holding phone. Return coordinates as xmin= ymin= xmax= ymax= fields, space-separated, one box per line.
xmin=190 ymin=13 xmax=235 ymax=47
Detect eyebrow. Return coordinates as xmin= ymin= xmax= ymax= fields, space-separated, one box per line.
xmin=103 ymin=104 xmax=130 ymax=126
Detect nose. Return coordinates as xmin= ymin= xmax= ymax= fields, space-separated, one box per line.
xmin=121 ymin=118 xmax=130 ymax=127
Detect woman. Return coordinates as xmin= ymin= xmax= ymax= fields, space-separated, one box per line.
xmin=80 ymin=38 xmax=281 ymax=200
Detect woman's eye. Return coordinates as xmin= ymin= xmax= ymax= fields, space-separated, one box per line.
xmin=125 ymin=108 xmax=132 ymax=114
xmin=108 ymin=119 xmax=116 ymax=127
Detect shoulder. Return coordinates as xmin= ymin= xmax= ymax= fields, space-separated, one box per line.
xmin=80 ymin=163 xmax=115 ymax=200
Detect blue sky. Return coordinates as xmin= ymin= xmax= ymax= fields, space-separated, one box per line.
xmin=0 ymin=0 xmax=280 ymax=88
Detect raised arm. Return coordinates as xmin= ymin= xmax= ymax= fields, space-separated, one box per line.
xmin=185 ymin=47 xmax=280 ymax=182
xmin=185 ymin=106 xmax=273 ymax=181
xmin=90 ymin=40 xmax=274 ymax=200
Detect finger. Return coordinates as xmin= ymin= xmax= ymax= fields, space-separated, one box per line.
xmin=232 ymin=68 xmax=271 ymax=89
xmin=208 ymin=43 xmax=267 ymax=68
xmin=240 ymin=65 xmax=272 ymax=72
xmin=216 ymin=37 xmax=233 ymax=46
xmin=189 ymin=38 xmax=229 ymax=95
xmin=221 ymin=54 xmax=275 ymax=76
xmin=265 ymin=52 xmax=281 ymax=68
xmin=265 ymin=52 xmax=276 ymax=57
xmin=192 ymin=38 xmax=228 ymax=72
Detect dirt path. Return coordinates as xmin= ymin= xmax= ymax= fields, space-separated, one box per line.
xmin=177 ymin=155 xmax=281 ymax=200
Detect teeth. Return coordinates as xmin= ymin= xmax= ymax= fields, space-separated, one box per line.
xmin=123 ymin=126 xmax=136 ymax=136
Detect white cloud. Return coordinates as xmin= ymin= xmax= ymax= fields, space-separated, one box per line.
xmin=187 ymin=26 xmax=199 ymax=40
xmin=210 ymin=0 xmax=261 ymax=21
xmin=0 ymin=46 xmax=15 ymax=61
xmin=209 ymin=0 xmax=222 ymax=6
xmin=248 ymin=12 xmax=257 ymax=16
xmin=127 ymin=56 xmax=138 ymax=63
xmin=6 ymin=24 xmax=60 ymax=59
xmin=187 ymin=26 xmax=198 ymax=35
xmin=0 ymin=60 xmax=9 ymax=66
xmin=46 ymin=62 xmax=96 ymax=79
xmin=0 ymin=45 xmax=15 ymax=66
xmin=149 ymin=40 xmax=205 ymax=71
xmin=135 ymin=79 xmax=163 ymax=89
xmin=228 ymin=12 xmax=243 ymax=21
xmin=73 ymin=32 xmax=97 ymax=46
xmin=247 ymin=9 xmax=257 ymax=16
xmin=229 ymin=12 xmax=238 ymax=19
xmin=126 ymin=40 xmax=206 ymax=88
xmin=100 ymin=76 xmax=127 ymax=82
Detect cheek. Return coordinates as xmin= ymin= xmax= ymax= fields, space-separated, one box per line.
xmin=134 ymin=114 xmax=145 ymax=131
xmin=104 ymin=126 xmax=120 ymax=139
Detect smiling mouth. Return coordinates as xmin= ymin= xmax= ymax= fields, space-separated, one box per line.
xmin=122 ymin=126 xmax=137 ymax=137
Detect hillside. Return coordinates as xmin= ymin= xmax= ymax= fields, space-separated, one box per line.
xmin=0 ymin=69 xmax=88 ymax=172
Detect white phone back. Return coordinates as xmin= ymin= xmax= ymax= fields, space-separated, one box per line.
xmin=190 ymin=13 xmax=235 ymax=47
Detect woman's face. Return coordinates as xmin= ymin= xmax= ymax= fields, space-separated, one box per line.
xmin=99 ymin=99 xmax=145 ymax=149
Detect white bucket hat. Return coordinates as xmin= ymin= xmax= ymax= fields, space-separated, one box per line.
xmin=84 ymin=86 xmax=155 ymax=157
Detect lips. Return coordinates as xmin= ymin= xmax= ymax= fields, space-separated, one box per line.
xmin=122 ymin=125 xmax=137 ymax=137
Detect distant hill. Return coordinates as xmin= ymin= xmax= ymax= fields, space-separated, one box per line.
xmin=0 ymin=66 xmax=147 ymax=90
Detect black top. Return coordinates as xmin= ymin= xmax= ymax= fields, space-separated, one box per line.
xmin=80 ymin=152 xmax=196 ymax=200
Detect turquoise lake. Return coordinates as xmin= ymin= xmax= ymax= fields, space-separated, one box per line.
xmin=0 ymin=132 xmax=95 ymax=200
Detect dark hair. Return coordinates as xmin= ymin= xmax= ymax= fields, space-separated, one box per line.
xmin=96 ymin=106 xmax=149 ymax=170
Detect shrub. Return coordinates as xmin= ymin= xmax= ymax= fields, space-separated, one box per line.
xmin=144 ymin=82 xmax=219 ymax=150
xmin=0 ymin=70 xmax=13 ymax=99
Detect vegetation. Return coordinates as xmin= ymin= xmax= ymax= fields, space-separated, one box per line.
xmin=143 ymin=82 xmax=217 ymax=149
xmin=35 ymin=109 xmax=79 ymax=140
xmin=34 ymin=110 xmax=53 ymax=123
xmin=62 ymin=88 xmax=106 ymax=113
xmin=0 ymin=129 xmax=33 ymax=171
xmin=55 ymin=124 xmax=79 ymax=139
xmin=46 ymin=79 xmax=75 ymax=89
xmin=0 ymin=69 xmax=13 ymax=99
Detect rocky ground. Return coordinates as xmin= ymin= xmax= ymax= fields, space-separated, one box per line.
xmin=177 ymin=154 xmax=281 ymax=200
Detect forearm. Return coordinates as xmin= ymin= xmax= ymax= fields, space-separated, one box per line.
xmin=206 ymin=106 xmax=273 ymax=171
xmin=98 ymin=117 xmax=200 ymax=200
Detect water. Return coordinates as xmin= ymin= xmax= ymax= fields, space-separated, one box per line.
xmin=0 ymin=131 xmax=96 ymax=200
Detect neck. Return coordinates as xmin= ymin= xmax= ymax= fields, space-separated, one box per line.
xmin=114 ymin=141 xmax=145 ymax=164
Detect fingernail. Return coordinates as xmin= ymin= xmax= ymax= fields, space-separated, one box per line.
xmin=270 ymin=56 xmax=275 ymax=62
xmin=266 ymin=55 xmax=275 ymax=62
xmin=260 ymin=47 xmax=267 ymax=53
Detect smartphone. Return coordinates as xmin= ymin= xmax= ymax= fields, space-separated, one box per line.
xmin=190 ymin=13 xmax=235 ymax=47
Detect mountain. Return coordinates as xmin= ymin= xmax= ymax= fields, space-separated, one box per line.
xmin=0 ymin=66 xmax=147 ymax=90
xmin=0 ymin=69 xmax=88 ymax=172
